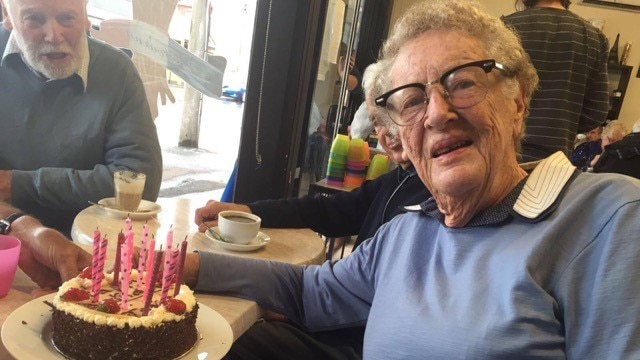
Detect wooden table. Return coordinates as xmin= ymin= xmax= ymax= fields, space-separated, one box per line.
xmin=71 ymin=198 xmax=326 ymax=266
xmin=1 ymin=197 xmax=326 ymax=359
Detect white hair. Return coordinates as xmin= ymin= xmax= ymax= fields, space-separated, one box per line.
xmin=362 ymin=62 xmax=382 ymax=94
xmin=602 ymin=120 xmax=627 ymax=143
xmin=380 ymin=0 xmax=538 ymax=108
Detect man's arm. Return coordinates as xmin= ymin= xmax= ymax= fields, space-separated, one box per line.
xmin=9 ymin=54 xmax=162 ymax=212
xmin=0 ymin=202 xmax=92 ymax=289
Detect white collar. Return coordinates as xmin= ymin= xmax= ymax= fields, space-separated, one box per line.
xmin=513 ymin=151 xmax=576 ymax=219
xmin=2 ymin=31 xmax=89 ymax=90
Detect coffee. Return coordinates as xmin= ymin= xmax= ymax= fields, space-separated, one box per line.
xmin=224 ymin=215 xmax=257 ymax=223
xmin=115 ymin=192 xmax=143 ymax=212
xmin=114 ymin=170 xmax=146 ymax=212
xmin=217 ymin=210 xmax=262 ymax=245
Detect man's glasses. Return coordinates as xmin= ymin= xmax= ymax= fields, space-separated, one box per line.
xmin=374 ymin=59 xmax=506 ymax=126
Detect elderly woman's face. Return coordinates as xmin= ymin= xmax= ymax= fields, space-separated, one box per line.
xmin=366 ymin=100 xmax=405 ymax=165
xmin=391 ymin=30 xmax=525 ymax=198
xmin=374 ymin=120 xmax=405 ymax=165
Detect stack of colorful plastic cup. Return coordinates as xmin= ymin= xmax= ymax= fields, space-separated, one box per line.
xmin=366 ymin=154 xmax=390 ymax=180
xmin=344 ymin=138 xmax=370 ymax=187
xmin=326 ymin=134 xmax=350 ymax=185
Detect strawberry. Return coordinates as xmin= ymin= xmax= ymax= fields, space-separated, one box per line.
xmin=79 ymin=266 xmax=92 ymax=279
xmin=97 ymin=298 xmax=120 ymax=314
xmin=61 ymin=288 xmax=90 ymax=302
xmin=164 ymin=298 xmax=186 ymax=315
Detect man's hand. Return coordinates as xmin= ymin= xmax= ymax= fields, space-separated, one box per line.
xmin=15 ymin=218 xmax=92 ymax=289
xmin=194 ymin=200 xmax=251 ymax=232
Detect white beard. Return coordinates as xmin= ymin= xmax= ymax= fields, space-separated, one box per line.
xmin=12 ymin=31 xmax=88 ymax=80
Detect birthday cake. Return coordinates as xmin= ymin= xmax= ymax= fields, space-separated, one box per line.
xmin=51 ymin=269 xmax=199 ymax=360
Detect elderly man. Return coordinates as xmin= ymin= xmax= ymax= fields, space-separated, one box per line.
xmin=0 ymin=0 xmax=162 ymax=235
xmin=180 ymin=1 xmax=640 ymax=359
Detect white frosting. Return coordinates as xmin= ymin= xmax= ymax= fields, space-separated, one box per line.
xmin=53 ymin=269 xmax=197 ymax=329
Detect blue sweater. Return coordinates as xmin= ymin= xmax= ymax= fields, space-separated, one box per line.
xmin=0 ymin=25 xmax=162 ymax=233
xmin=196 ymin=155 xmax=640 ymax=359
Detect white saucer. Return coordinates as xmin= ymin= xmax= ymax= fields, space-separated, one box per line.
xmin=1 ymin=294 xmax=233 ymax=360
xmin=96 ymin=197 xmax=162 ymax=220
xmin=205 ymin=227 xmax=271 ymax=252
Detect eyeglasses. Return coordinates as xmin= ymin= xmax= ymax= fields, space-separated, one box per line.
xmin=374 ymin=59 xmax=506 ymax=126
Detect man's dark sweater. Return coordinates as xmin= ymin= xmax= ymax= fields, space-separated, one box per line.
xmin=248 ymin=165 xmax=430 ymax=250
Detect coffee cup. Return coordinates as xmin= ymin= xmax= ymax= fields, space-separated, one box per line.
xmin=0 ymin=235 xmax=21 ymax=298
xmin=217 ymin=211 xmax=261 ymax=245
xmin=114 ymin=170 xmax=146 ymax=212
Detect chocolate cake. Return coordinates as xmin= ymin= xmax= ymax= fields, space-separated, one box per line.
xmin=51 ymin=270 xmax=198 ymax=360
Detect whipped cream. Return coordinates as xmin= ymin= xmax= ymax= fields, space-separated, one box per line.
xmin=53 ymin=269 xmax=197 ymax=329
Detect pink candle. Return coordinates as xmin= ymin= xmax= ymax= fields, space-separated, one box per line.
xmin=142 ymin=250 xmax=163 ymax=316
xmin=125 ymin=228 xmax=134 ymax=251
xmin=160 ymin=248 xmax=179 ymax=303
xmin=90 ymin=229 xmax=101 ymax=302
xmin=120 ymin=243 xmax=132 ymax=311
xmin=113 ymin=231 xmax=125 ymax=286
xmin=124 ymin=216 xmax=132 ymax=231
xmin=160 ymin=248 xmax=180 ymax=303
xmin=136 ymin=224 xmax=150 ymax=290
xmin=142 ymin=238 xmax=156 ymax=304
xmin=173 ymin=239 xmax=188 ymax=297
xmin=165 ymin=227 xmax=174 ymax=251
xmin=93 ymin=236 xmax=108 ymax=302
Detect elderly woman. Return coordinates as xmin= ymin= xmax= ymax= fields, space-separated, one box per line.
xmin=589 ymin=120 xmax=627 ymax=167
xmin=592 ymin=120 xmax=640 ymax=178
xmin=181 ymin=1 xmax=640 ymax=359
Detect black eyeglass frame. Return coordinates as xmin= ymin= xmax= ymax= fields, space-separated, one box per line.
xmin=374 ymin=59 xmax=506 ymax=125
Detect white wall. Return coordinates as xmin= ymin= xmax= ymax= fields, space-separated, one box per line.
xmin=481 ymin=0 xmax=640 ymax=129
xmin=388 ymin=0 xmax=640 ymax=129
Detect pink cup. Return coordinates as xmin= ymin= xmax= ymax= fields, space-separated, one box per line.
xmin=0 ymin=235 xmax=21 ymax=299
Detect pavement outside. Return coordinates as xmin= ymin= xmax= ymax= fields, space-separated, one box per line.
xmin=155 ymin=84 xmax=244 ymax=203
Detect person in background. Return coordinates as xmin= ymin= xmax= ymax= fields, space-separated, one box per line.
xmin=592 ymin=120 xmax=640 ymax=177
xmin=181 ymin=1 xmax=640 ymax=358
xmin=195 ymin=59 xmax=429 ymax=253
xmin=349 ymin=62 xmax=382 ymax=140
xmin=502 ymin=0 xmax=609 ymax=162
xmin=334 ymin=42 xmax=362 ymax=133
xmin=338 ymin=44 xmax=360 ymax=94
xmin=590 ymin=120 xmax=627 ymax=166
xmin=0 ymin=202 xmax=91 ymax=291
xmin=303 ymin=102 xmax=330 ymax=183
xmin=570 ymin=124 xmax=603 ymax=170
xmin=0 ymin=0 xmax=162 ymax=235
xmin=573 ymin=133 xmax=586 ymax=149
